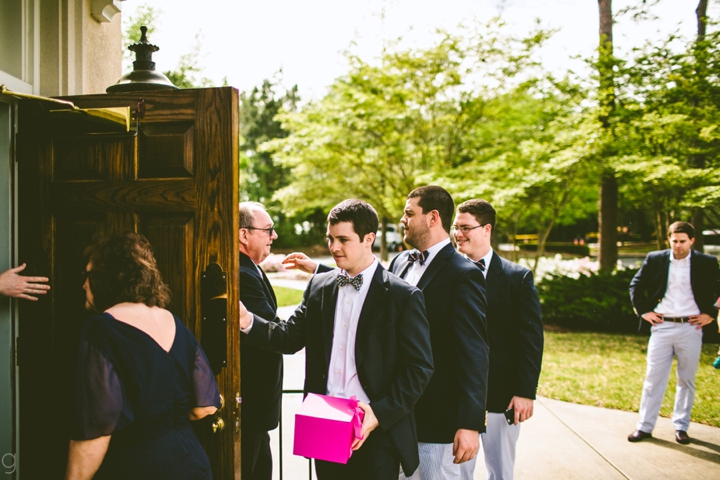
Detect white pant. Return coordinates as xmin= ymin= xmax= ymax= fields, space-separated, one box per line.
xmin=636 ymin=322 xmax=703 ymax=433
xmin=459 ymin=413 xmax=521 ymax=480
xmin=399 ymin=443 xmax=463 ymax=480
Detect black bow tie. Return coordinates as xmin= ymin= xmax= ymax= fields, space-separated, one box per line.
xmin=337 ymin=273 xmax=363 ymax=291
xmin=475 ymin=258 xmax=486 ymax=272
xmin=408 ymin=250 xmax=429 ymax=266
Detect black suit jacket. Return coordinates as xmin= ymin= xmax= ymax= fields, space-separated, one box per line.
xmin=630 ymin=249 xmax=720 ymax=331
xmin=389 ymin=242 xmax=489 ymax=442
xmin=239 ymin=252 xmax=283 ymax=432
xmin=483 ymin=252 xmax=544 ymax=413
xmin=245 ymin=264 xmax=434 ymax=477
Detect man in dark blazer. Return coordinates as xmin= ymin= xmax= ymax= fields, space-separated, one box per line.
xmin=390 ymin=185 xmax=489 ymax=480
xmin=453 ymin=199 xmax=543 ymax=480
xmin=628 ymin=221 xmax=719 ymax=445
xmin=239 ymin=199 xmax=434 ymax=480
xmin=238 ymin=201 xmax=282 ymax=480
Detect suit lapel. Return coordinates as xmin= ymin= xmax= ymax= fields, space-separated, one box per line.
xmin=486 ymin=252 xmax=504 ymax=305
xmin=355 ymin=266 xmax=388 ymax=368
xmin=417 ymin=242 xmax=453 ymax=290
xmin=259 ymin=268 xmax=277 ymax=310
xmin=321 ymin=275 xmax=339 ymax=365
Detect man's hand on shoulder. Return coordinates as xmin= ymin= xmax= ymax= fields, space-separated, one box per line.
xmin=642 ymin=312 xmax=664 ymax=325
xmin=281 ymin=252 xmax=318 ymax=275
xmin=452 ymin=428 xmax=479 ymax=464
xmin=689 ymin=313 xmax=714 ymax=330
xmin=352 ymin=401 xmax=379 ymax=451
xmin=508 ymin=396 xmax=534 ymax=425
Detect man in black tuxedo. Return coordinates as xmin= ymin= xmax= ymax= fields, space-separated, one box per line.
xmin=453 ymin=199 xmax=543 ymax=480
xmin=389 ymin=185 xmax=489 ymax=480
xmin=238 ymin=201 xmax=282 ymax=479
xmin=628 ymin=221 xmax=720 ymax=445
xmin=239 ymin=199 xmax=434 ymax=480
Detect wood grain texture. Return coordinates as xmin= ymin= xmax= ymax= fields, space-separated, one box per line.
xmin=18 ymin=87 xmax=240 ymax=478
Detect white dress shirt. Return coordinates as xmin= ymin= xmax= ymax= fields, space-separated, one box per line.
xmin=404 ymin=238 xmax=451 ymax=287
xmin=326 ymin=258 xmax=379 ymax=403
xmin=655 ymin=251 xmax=700 ymax=316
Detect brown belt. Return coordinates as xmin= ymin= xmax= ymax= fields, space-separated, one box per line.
xmin=662 ymin=316 xmax=691 ymax=323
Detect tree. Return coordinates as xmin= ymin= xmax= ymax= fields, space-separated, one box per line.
xmin=597 ymin=0 xmax=619 ymax=271
xmin=265 ymin=19 xmax=551 ymax=260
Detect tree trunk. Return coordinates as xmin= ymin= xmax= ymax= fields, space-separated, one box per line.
xmin=692 ymin=0 xmax=708 ymax=253
xmin=597 ymin=0 xmax=619 ymax=271
xmin=599 ymin=171 xmax=618 ymax=269
xmin=380 ymin=217 xmax=388 ymax=262
xmin=696 ymin=0 xmax=708 ymax=39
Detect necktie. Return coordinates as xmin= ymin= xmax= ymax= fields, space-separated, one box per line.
xmin=337 ymin=273 xmax=363 ymax=291
xmin=475 ymin=258 xmax=486 ymax=273
xmin=408 ymin=250 xmax=429 ymax=266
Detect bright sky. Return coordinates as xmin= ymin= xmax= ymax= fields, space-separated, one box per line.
xmin=121 ymin=0 xmax=716 ymax=99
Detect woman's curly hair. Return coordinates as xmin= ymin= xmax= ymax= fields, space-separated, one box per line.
xmin=84 ymin=232 xmax=171 ymax=311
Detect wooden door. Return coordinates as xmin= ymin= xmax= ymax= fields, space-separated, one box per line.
xmin=16 ymin=88 xmax=240 ymax=479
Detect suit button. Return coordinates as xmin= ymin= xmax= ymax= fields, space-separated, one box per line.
xmin=322 ymin=374 xmax=326 ymax=379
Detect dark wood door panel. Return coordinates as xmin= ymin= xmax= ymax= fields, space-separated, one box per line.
xmin=19 ymin=87 xmax=240 ymax=479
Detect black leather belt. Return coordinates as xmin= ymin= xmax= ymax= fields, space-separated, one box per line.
xmin=663 ymin=316 xmax=691 ymax=323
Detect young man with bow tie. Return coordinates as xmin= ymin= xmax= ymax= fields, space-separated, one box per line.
xmin=238 ymin=199 xmax=434 ymax=480
xmin=389 ymin=185 xmax=489 ymax=480
xmin=453 ymin=199 xmax=544 ymax=480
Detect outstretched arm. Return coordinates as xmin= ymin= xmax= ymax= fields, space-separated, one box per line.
xmin=0 ymin=264 xmax=50 ymax=300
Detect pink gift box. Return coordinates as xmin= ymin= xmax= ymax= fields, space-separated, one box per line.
xmin=293 ymin=393 xmax=365 ymax=464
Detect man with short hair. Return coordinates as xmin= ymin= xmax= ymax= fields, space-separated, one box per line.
xmin=628 ymin=221 xmax=720 ymax=445
xmin=453 ymin=199 xmax=543 ymax=480
xmin=389 ymin=185 xmax=489 ymax=480
xmin=238 ymin=201 xmax=281 ymax=480
xmin=239 ymin=199 xmax=434 ymax=479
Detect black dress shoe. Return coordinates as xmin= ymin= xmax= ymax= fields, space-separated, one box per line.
xmin=675 ymin=430 xmax=690 ymax=444
xmin=628 ymin=430 xmax=652 ymax=442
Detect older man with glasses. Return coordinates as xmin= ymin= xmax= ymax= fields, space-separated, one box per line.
xmin=238 ymin=201 xmax=281 ymax=480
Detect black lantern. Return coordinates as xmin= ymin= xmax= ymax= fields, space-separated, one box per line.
xmin=106 ymin=26 xmax=178 ymax=93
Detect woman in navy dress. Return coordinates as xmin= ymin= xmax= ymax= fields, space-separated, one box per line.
xmin=65 ymin=232 xmax=221 ymax=480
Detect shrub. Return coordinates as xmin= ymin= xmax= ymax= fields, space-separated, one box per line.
xmin=537 ymin=268 xmax=639 ymax=333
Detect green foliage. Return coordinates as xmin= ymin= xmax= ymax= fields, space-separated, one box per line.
xmin=265 ymin=19 xmax=553 ymax=227
xmin=537 ymin=269 xmax=639 ymax=332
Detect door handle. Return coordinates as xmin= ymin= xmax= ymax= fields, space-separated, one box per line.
xmin=211 ymin=417 xmax=225 ymax=434
xmin=201 ymin=262 xmax=227 ymax=375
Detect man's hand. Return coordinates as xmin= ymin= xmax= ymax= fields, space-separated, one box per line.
xmin=642 ymin=312 xmax=664 ymax=325
xmin=351 ymin=401 xmax=379 ymax=451
xmin=281 ymin=253 xmax=318 ymax=274
xmin=239 ymin=301 xmax=253 ymax=331
xmin=508 ymin=396 xmax=534 ymax=425
xmin=689 ymin=313 xmax=714 ymax=330
xmin=452 ymin=428 xmax=479 ymax=464
xmin=0 ymin=264 xmax=50 ymax=301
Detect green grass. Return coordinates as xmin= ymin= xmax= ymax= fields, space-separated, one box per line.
xmin=539 ymin=332 xmax=720 ymax=427
xmin=274 ymin=286 xmax=304 ymax=307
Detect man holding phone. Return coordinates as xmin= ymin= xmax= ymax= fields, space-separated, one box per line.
xmin=453 ymin=199 xmax=544 ymax=480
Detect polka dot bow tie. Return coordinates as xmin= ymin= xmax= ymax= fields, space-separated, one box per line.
xmin=408 ymin=250 xmax=429 ymax=266
xmin=337 ymin=273 xmax=363 ymax=291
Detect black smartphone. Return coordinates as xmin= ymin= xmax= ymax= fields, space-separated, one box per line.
xmin=504 ymin=407 xmax=515 ymax=425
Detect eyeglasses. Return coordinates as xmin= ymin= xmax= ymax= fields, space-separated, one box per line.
xmin=242 ymin=225 xmax=275 ymax=236
xmin=451 ymin=224 xmax=486 ymax=234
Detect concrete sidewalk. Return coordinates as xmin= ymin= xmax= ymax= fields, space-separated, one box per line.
xmin=268 ymin=280 xmax=720 ymax=480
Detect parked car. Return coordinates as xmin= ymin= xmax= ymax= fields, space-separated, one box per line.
xmin=373 ymin=224 xmax=404 ymax=251
xmin=703 ymin=229 xmax=720 ymax=255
